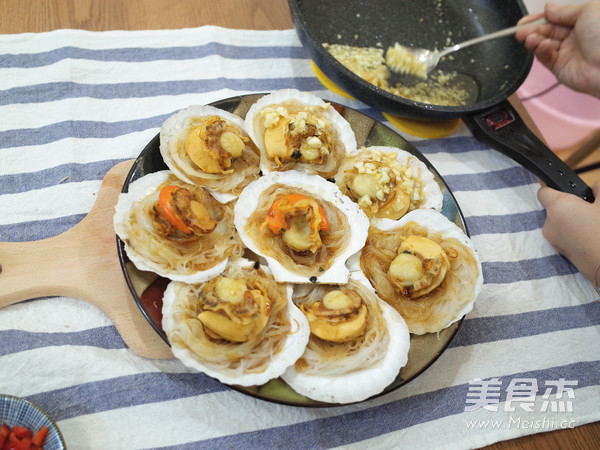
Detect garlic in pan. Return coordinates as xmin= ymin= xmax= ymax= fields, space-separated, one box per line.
xmin=234 ymin=170 xmax=369 ymax=284
xmin=282 ymin=271 xmax=410 ymax=404
xmin=162 ymin=258 xmax=310 ymax=387
xmin=360 ymin=209 xmax=483 ymax=335
xmin=245 ymin=89 xmax=357 ymax=178
xmin=113 ymin=170 xmax=243 ymax=283
xmin=160 ymin=105 xmax=261 ymax=203
xmin=336 ymin=146 xmax=443 ymax=221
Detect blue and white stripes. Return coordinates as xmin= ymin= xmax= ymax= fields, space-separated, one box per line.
xmin=1 ymin=26 xmax=598 ymax=449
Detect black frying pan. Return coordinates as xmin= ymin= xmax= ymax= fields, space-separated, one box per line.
xmin=288 ymin=0 xmax=595 ymax=202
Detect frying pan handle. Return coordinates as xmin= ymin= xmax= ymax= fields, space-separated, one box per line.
xmin=463 ymin=100 xmax=595 ymax=202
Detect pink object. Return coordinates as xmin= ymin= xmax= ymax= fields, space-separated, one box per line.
xmin=516 ymin=58 xmax=600 ymax=150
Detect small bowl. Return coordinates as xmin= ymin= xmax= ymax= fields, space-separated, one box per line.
xmin=0 ymin=394 xmax=66 ymax=449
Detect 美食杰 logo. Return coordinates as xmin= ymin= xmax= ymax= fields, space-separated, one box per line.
xmin=464 ymin=377 xmax=577 ymax=413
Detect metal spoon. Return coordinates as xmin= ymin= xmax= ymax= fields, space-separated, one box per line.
xmin=386 ymin=18 xmax=547 ymax=79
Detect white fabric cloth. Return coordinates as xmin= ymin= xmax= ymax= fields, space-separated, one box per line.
xmin=0 ymin=26 xmax=598 ymax=449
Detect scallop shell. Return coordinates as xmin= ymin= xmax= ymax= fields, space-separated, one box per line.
xmin=234 ymin=170 xmax=369 ymax=284
xmin=335 ymin=145 xmax=443 ymax=222
xmin=244 ymin=89 xmax=357 ymax=177
xmin=161 ymin=258 xmax=311 ymax=387
xmin=114 ymin=170 xmax=170 ymax=243
xmin=363 ymin=209 xmax=483 ymax=334
xmin=160 ymin=105 xmax=261 ymax=203
xmin=113 ymin=170 xmax=235 ymax=283
xmin=282 ymin=271 xmax=410 ymax=404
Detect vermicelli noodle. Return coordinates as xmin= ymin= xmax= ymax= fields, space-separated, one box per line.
xmin=245 ymin=184 xmax=352 ymax=277
xmin=361 ymin=221 xmax=480 ymax=334
xmin=168 ymin=264 xmax=291 ymax=377
xmin=123 ymin=175 xmax=243 ymax=274
xmin=292 ymin=280 xmax=390 ymax=376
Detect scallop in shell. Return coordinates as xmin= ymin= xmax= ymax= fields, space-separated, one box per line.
xmin=335 ymin=145 xmax=443 ymax=222
xmin=113 ymin=170 xmax=243 ymax=283
xmin=244 ymin=89 xmax=357 ymax=178
xmin=359 ymin=209 xmax=483 ymax=334
xmin=160 ymin=105 xmax=261 ymax=203
xmin=234 ymin=170 xmax=369 ymax=284
xmin=161 ymin=258 xmax=310 ymax=387
xmin=282 ymin=271 xmax=410 ymax=404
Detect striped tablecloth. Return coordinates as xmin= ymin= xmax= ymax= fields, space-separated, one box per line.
xmin=1 ymin=27 xmax=598 ymax=449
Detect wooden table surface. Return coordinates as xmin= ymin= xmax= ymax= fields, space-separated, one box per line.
xmin=1 ymin=0 xmax=598 ymax=448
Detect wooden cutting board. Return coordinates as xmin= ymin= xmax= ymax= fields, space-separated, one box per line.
xmin=0 ymin=160 xmax=174 ymax=360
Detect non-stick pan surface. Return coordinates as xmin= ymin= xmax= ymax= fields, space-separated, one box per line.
xmin=289 ymin=0 xmax=531 ymax=119
xmin=289 ymin=0 xmax=594 ymax=201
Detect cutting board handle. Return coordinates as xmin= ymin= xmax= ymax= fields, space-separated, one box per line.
xmin=0 ymin=160 xmax=173 ymax=360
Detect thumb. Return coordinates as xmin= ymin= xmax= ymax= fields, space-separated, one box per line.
xmin=537 ymin=185 xmax=566 ymax=208
xmin=517 ymin=11 xmax=545 ymax=26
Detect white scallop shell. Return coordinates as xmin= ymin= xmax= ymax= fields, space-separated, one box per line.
xmin=370 ymin=209 xmax=483 ymax=330
xmin=114 ymin=170 xmax=170 ymax=242
xmin=160 ymin=105 xmax=257 ymax=203
xmin=244 ymin=89 xmax=357 ymax=175
xmin=113 ymin=170 xmax=228 ymax=283
xmin=161 ymin=259 xmax=311 ymax=387
xmin=282 ymin=271 xmax=410 ymax=404
xmin=234 ymin=170 xmax=369 ymax=284
xmin=335 ymin=145 xmax=443 ymax=223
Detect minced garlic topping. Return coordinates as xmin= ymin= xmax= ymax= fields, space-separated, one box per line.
xmin=323 ymin=43 xmax=469 ymax=106
xmin=259 ymin=105 xmax=333 ymax=164
xmin=346 ymin=149 xmax=425 ymax=217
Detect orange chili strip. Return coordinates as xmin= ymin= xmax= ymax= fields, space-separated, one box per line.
xmin=264 ymin=194 xmax=329 ymax=234
xmin=0 ymin=423 xmax=49 ymax=450
xmin=31 ymin=426 xmax=48 ymax=448
xmin=265 ymin=198 xmax=287 ymax=234
xmin=317 ymin=204 xmax=329 ymax=231
xmin=9 ymin=426 xmax=32 ymax=440
xmin=157 ymin=185 xmax=193 ymax=234
xmin=0 ymin=424 xmax=9 ymax=448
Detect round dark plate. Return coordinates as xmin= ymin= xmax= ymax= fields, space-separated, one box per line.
xmin=116 ymin=93 xmax=468 ymax=406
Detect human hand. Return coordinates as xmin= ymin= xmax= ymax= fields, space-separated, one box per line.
xmin=537 ymin=181 xmax=600 ymax=284
xmin=515 ymin=1 xmax=600 ymax=98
